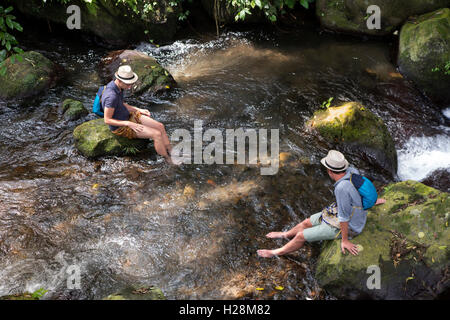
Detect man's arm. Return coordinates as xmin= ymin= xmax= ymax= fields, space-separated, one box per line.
xmin=124 ymin=102 xmax=151 ymax=117
xmin=340 ymin=221 xmax=359 ymax=255
xmin=104 ymin=106 xmax=143 ymax=133
xmin=335 ymin=182 xmax=359 ymax=255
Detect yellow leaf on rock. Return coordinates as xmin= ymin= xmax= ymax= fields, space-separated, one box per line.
xmin=256 ymin=288 xmax=264 ymax=291
xmin=92 ymin=183 xmax=99 ymax=189
xmin=275 ymin=286 xmax=284 ymax=291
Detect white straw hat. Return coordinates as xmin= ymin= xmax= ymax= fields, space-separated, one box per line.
xmin=320 ymin=150 xmax=349 ymax=172
xmin=115 ymin=65 xmax=138 ymax=84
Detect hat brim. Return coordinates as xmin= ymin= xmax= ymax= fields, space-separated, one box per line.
xmin=115 ymin=71 xmax=139 ymax=84
xmin=320 ymin=157 xmax=349 ymax=172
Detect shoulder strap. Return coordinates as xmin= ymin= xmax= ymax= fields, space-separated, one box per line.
xmin=100 ymin=86 xmax=106 ymax=104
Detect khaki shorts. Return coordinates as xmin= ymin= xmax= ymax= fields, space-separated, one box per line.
xmin=111 ymin=110 xmax=142 ymax=139
xmin=302 ymin=212 xmax=341 ymax=242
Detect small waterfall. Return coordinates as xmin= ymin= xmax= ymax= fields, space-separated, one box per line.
xmin=397 ymin=134 xmax=450 ymax=181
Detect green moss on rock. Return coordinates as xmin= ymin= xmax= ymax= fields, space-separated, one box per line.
xmin=60 ymin=99 xmax=89 ymax=121
xmin=0 ymin=51 xmax=58 ymax=100
xmin=316 ymin=181 xmax=450 ymax=299
xmin=316 ymin=0 xmax=450 ymax=36
xmin=101 ymin=50 xmax=176 ymax=96
xmin=398 ymin=8 xmax=450 ymax=105
xmin=308 ymin=101 xmax=397 ymax=176
xmin=73 ymin=118 xmax=149 ymax=158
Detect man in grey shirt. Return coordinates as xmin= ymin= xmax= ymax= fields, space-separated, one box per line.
xmin=257 ymin=150 xmax=385 ymax=258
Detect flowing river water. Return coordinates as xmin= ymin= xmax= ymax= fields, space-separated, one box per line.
xmin=0 ymin=25 xmax=448 ymax=299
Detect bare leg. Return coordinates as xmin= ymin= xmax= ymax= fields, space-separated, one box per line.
xmin=266 ymin=218 xmax=312 ymax=239
xmin=258 ymin=230 xmax=306 ymax=258
xmin=135 ymin=127 xmax=171 ymax=162
xmin=139 ymin=116 xmax=171 ymax=153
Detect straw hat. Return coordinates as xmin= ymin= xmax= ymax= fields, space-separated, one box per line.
xmin=115 ymin=65 xmax=138 ymax=84
xmin=320 ymin=150 xmax=349 ymax=172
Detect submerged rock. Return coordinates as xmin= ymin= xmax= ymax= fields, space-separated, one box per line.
xmin=0 ymin=51 xmax=60 ymax=100
xmin=316 ymin=180 xmax=449 ymax=299
xmin=100 ymin=50 xmax=176 ymax=95
xmin=60 ymin=99 xmax=88 ymax=121
xmin=307 ymin=101 xmax=397 ymax=177
xmin=398 ymin=8 xmax=450 ymax=106
xmin=103 ymin=286 xmax=165 ymax=300
xmin=316 ymin=0 xmax=449 ymax=36
xmin=0 ymin=292 xmax=39 ymax=300
xmin=73 ymin=118 xmax=149 ymax=158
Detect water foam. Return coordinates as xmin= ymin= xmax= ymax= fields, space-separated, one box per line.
xmin=397 ymin=134 xmax=450 ymax=181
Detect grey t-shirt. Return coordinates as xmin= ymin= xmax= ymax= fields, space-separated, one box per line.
xmin=102 ymin=80 xmax=129 ymax=131
xmin=334 ymin=166 xmax=367 ymax=234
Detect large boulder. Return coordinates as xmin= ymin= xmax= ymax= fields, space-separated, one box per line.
xmin=316 ymin=180 xmax=449 ymax=299
xmin=398 ymin=8 xmax=450 ymax=106
xmin=316 ymin=0 xmax=450 ymax=36
xmin=0 ymin=51 xmax=60 ymax=100
xmin=307 ymin=101 xmax=397 ymax=177
xmin=73 ymin=118 xmax=149 ymax=158
xmin=14 ymin=0 xmax=179 ymax=45
xmin=100 ymin=50 xmax=176 ymax=96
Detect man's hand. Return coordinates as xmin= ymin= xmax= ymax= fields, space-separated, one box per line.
xmin=341 ymin=240 xmax=359 ymax=255
xmin=128 ymin=121 xmax=144 ymax=133
xmin=137 ymin=108 xmax=151 ymax=117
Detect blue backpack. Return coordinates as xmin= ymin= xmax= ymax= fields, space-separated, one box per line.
xmin=346 ymin=174 xmax=378 ymax=210
xmin=92 ymin=86 xmax=106 ymax=117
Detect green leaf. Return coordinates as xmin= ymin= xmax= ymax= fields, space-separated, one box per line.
xmin=5 ymin=17 xmax=13 ymax=29
xmin=439 ymin=246 xmax=447 ymax=250
xmin=5 ymin=42 xmax=11 ymax=51
xmin=255 ymin=0 xmax=262 ymax=8
xmin=300 ymin=0 xmax=309 ymax=9
xmin=4 ymin=6 xmax=13 ymax=14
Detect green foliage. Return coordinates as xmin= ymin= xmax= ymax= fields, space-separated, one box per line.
xmin=0 ymin=5 xmax=24 ymax=75
xmin=431 ymin=61 xmax=450 ymax=75
xmin=231 ymin=0 xmax=315 ymax=22
xmin=122 ymin=145 xmax=140 ymax=155
xmin=31 ymin=288 xmax=48 ymax=299
xmin=320 ymin=97 xmax=334 ymax=109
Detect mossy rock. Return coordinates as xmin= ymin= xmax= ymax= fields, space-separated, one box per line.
xmin=60 ymin=99 xmax=89 ymax=121
xmin=0 ymin=51 xmax=59 ymax=100
xmin=100 ymin=50 xmax=176 ymax=95
xmin=316 ymin=0 xmax=449 ymax=36
xmin=316 ymin=181 xmax=450 ymax=299
xmin=398 ymin=8 xmax=450 ymax=105
xmin=308 ymin=101 xmax=397 ymax=176
xmin=0 ymin=292 xmax=39 ymax=300
xmin=73 ymin=118 xmax=149 ymax=158
xmin=14 ymin=0 xmax=179 ymax=45
xmin=103 ymin=286 xmax=166 ymax=300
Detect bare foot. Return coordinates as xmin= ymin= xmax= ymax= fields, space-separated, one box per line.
xmin=375 ymin=198 xmax=386 ymax=205
xmin=266 ymin=232 xmax=287 ymax=239
xmin=257 ymin=249 xmax=277 ymax=258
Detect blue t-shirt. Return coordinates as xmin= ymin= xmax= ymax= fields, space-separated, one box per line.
xmin=334 ymin=166 xmax=368 ymax=234
xmin=102 ymin=80 xmax=129 ymax=131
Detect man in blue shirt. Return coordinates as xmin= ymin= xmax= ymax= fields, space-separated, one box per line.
xmin=103 ymin=65 xmax=172 ymax=163
xmin=257 ymin=150 xmax=385 ymax=258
